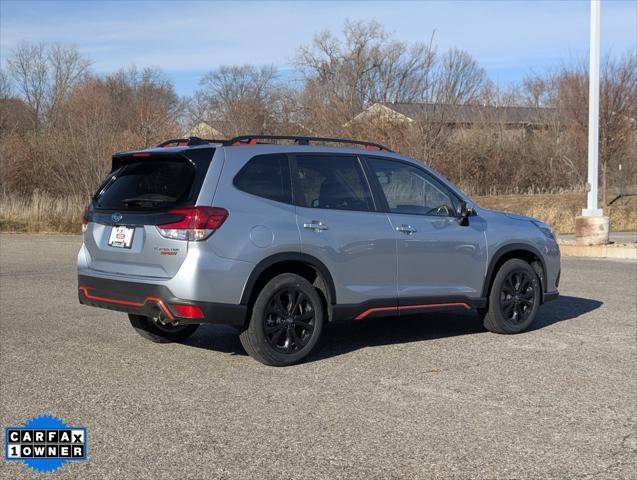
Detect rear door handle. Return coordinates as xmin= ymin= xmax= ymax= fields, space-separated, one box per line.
xmin=396 ymin=224 xmax=417 ymax=235
xmin=303 ymin=221 xmax=328 ymax=232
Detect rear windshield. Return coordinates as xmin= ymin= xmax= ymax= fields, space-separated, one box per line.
xmin=95 ymin=160 xmax=196 ymax=210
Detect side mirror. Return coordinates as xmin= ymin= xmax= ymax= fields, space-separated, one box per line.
xmin=457 ymin=201 xmax=474 ymax=226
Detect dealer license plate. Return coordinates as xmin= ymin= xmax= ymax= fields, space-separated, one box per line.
xmin=108 ymin=225 xmax=135 ymax=249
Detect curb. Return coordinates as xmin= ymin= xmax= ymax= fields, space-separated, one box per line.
xmin=558 ymin=242 xmax=637 ymax=260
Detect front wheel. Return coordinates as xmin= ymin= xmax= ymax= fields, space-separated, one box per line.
xmin=128 ymin=314 xmax=199 ymax=343
xmin=239 ymin=273 xmax=324 ymax=366
xmin=482 ymin=259 xmax=541 ymax=334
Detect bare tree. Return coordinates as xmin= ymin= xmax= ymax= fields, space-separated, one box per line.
xmin=184 ymin=90 xmax=211 ymax=129
xmin=434 ymin=48 xmax=486 ymax=105
xmin=554 ymin=52 xmax=637 ymax=204
xmin=0 ymin=68 xmax=34 ymax=136
xmin=131 ymin=66 xmax=180 ymax=146
xmin=47 ymin=43 xmax=92 ymax=119
xmin=598 ymin=51 xmax=637 ymax=204
xmin=0 ymin=69 xmax=12 ymax=100
xmin=196 ymin=65 xmax=280 ymax=135
xmin=6 ymin=42 xmax=49 ymax=130
xmin=6 ymin=42 xmax=91 ymax=130
xmin=295 ymin=20 xmax=437 ymax=127
xmin=522 ymin=73 xmax=552 ymax=108
xmin=104 ymin=66 xmax=180 ymax=146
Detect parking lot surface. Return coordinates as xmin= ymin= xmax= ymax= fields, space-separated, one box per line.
xmin=1 ymin=234 xmax=635 ymax=479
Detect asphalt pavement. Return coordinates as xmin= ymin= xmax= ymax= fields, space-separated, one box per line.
xmin=1 ymin=234 xmax=635 ymax=479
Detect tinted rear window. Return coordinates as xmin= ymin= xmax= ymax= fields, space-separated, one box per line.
xmin=95 ymin=160 xmax=196 ymax=210
xmin=234 ymin=154 xmax=292 ymax=203
xmin=294 ymin=155 xmax=374 ymax=212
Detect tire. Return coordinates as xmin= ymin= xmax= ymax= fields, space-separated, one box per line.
xmin=483 ymin=259 xmax=541 ymax=334
xmin=239 ymin=273 xmax=324 ymax=366
xmin=128 ymin=314 xmax=199 ymax=343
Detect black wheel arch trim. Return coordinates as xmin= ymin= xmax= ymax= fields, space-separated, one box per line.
xmin=240 ymin=252 xmax=337 ymax=306
xmin=482 ymin=242 xmax=548 ymax=300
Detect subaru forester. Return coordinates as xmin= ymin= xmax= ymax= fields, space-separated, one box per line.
xmin=78 ymin=135 xmax=560 ymax=366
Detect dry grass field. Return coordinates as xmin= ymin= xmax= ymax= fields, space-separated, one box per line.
xmin=0 ymin=192 xmax=85 ymax=234
xmin=1 ymin=191 xmax=635 ymax=235
xmin=476 ymin=193 xmax=637 ymax=234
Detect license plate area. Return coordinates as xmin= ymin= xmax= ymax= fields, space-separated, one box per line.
xmin=108 ymin=225 xmax=135 ymax=249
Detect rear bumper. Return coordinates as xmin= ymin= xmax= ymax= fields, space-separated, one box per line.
xmin=78 ymin=275 xmax=246 ymax=329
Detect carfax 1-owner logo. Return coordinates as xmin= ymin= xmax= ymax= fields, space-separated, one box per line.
xmin=4 ymin=415 xmax=87 ymax=474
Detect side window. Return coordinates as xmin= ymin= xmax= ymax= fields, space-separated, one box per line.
xmin=367 ymin=157 xmax=458 ymax=216
xmin=234 ymin=154 xmax=291 ymax=204
xmin=294 ymin=155 xmax=374 ymax=212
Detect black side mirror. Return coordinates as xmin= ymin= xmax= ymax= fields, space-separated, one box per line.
xmin=457 ymin=201 xmax=474 ymax=226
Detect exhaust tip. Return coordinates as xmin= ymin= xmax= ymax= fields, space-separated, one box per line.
xmin=147 ymin=302 xmax=177 ymax=326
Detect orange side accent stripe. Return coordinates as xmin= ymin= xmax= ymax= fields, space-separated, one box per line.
xmin=145 ymin=296 xmax=175 ymax=321
xmin=355 ymin=302 xmax=471 ymax=320
xmin=79 ymin=286 xmax=144 ymax=307
xmin=354 ymin=306 xmax=398 ymax=320
xmin=79 ymin=286 xmax=175 ymax=321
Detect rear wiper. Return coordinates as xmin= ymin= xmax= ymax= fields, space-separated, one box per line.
xmin=121 ymin=198 xmax=171 ymax=207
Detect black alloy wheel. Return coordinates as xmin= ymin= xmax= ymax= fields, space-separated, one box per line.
xmin=239 ymin=273 xmax=324 ymax=366
xmin=482 ymin=258 xmax=541 ymax=334
xmin=499 ymin=269 xmax=536 ymax=325
xmin=263 ymin=288 xmax=316 ymax=353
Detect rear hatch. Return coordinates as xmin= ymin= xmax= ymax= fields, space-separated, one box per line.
xmin=84 ymin=147 xmax=215 ymax=279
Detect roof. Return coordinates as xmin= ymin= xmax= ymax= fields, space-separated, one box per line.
xmin=185 ymin=121 xmax=226 ymax=138
xmin=354 ymin=102 xmax=561 ymax=126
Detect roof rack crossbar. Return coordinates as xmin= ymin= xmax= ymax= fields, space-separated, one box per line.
xmin=224 ymin=135 xmax=393 ymax=152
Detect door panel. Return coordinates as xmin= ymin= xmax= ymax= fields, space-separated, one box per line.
xmin=297 ymin=207 xmax=397 ymax=304
xmin=366 ymin=157 xmax=487 ymax=301
xmin=387 ymin=214 xmax=487 ymax=300
xmin=293 ymin=154 xmax=397 ymax=305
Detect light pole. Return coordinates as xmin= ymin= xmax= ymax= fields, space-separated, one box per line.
xmin=576 ymin=0 xmax=609 ymax=245
xmin=583 ymin=0 xmax=602 ymax=217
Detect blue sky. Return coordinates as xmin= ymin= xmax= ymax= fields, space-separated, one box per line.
xmin=1 ymin=0 xmax=635 ymax=96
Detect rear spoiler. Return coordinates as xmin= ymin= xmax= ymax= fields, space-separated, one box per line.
xmin=110 ymin=146 xmax=215 ymax=172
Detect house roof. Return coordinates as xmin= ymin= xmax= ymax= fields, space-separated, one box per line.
xmin=185 ymin=120 xmax=318 ymax=139
xmin=184 ymin=121 xmax=229 ymax=139
xmin=375 ymin=102 xmax=560 ymax=126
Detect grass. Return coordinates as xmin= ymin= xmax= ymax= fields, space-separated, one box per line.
xmin=0 ymin=191 xmax=85 ymax=234
xmin=1 ymin=191 xmax=635 ymax=235
xmin=476 ymin=192 xmax=637 ymax=234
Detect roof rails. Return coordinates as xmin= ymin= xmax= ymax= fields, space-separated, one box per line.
xmin=224 ymin=135 xmax=393 ymax=152
xmin=157 ymin=137 xmax=224 ymax=148
xmin=155 ymin=135 xmax=393 ymax=152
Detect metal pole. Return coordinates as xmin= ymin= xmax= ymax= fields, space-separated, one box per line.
xmin=583 ymin=0 xmax=602 ymax=216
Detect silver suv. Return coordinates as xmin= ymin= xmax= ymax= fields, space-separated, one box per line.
xmin=78 ymin=135 xmax=560 ymax=366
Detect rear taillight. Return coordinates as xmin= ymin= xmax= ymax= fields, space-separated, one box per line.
xmin=157 ymin=206 xmax=228 ymax=241
xmin=82 ymin=204 xmax=90 ymax=233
